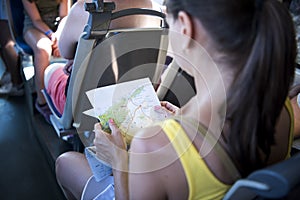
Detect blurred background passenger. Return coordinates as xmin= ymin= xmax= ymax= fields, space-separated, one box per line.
xmin=22 ymin=0 xmax=70 ymax=123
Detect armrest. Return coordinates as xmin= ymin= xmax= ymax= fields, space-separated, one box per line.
xmin=224 ymin=153 xmax=300 ymax=200
xmin=247 ymin=152 xmax=300 ymax=198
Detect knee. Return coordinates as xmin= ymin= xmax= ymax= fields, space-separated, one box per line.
xmin=55 ymin=151 xmax=86 ymax=182
xmin=55 ymin=152 xmax=71 ymax=184
xmin=34 ymin=47 xmax=52 ymax=59
xmin=44 ymin=63 xmax=65 ymax=89
xmin=34 ymin=41 xmax=53 ymax=58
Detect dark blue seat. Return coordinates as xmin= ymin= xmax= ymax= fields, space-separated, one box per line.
xmin=6 ymin=0 xmax=33 ymax=55
xmin=223 ymin=152 xmax=300 ymax=200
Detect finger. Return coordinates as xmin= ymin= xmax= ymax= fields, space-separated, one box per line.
xmin=108 ymin=119 xmax=117 ymax=135
xmin=94 ymin=123 xmax=102 ymax=132
xmin=54 ymin=51 xmax=60 ymax=57
xmin=165 ymin=102 xmax=177 ymax=113
xmin=161 ymin=101 xmax=174 ymax=112
xmin=63 ymin=68 xmax=69 ymax=75
xmin=63 ymin=64 xmax=70 ymax=75
xmin=160 ymin=101 xmax=167 ymax=107
xmin=67 ymin=65 xmax=72 ymax=74
xmin=153 ymin=105 xmax=165 ymax=114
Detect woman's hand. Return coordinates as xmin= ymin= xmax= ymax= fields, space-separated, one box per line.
xmin=63 ymin=60 xmax=74 ymax=75
xmin=93 ymin=119 xmax=128 ymax=171
xmin=46 ymin=31 xmax=61 ymax=57
xmin=152 ymin=101 xmax=179 ymax=120
xmin=52 ymin=45 xmax=61 ymax=57
xmin=160 ymin=101 xmax=179 ymax=115
xmin=51 ymin=36 xmax=61 ymax=58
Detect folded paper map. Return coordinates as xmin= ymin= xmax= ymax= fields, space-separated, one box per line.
xmin=84 ymin=78 xmax=169 ymax=181
xmin=84 ymin=77 xmax=169 ymax=142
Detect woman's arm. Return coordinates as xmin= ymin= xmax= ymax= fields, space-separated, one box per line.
xmin=93 ymin=120 xmax=129 ymax=199
xmin=59 ymin=0 xmax=71 ymax=19
xmin=113 ymin=162 xmax=129 ymax=200
xmin=128 ymin=126 xmax=172 ymax=200
xmin=93 ymin=120 xmax=183 ymax=199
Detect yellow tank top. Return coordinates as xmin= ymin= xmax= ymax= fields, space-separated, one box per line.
xmin=159 ymin=98 xmax=294 ymax=200
xmin=160 ymin=119 xmax=230 ymax=200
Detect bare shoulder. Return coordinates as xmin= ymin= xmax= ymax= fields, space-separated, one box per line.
xmin=128 ymin=124 xmax=189 ymax=200
xmin=129 ymin=123 xmax=183 ymax=174
xmin=130 ymin=125 xmax=168 ymax=154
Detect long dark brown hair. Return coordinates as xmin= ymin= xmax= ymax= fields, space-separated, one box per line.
xmin=166 ymin=0 xmax=296 ymax=177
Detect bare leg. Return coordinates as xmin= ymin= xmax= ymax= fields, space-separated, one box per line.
xmin=24 ymin=28 xmax=52 ymax=105
xmin=0 ymin=20 xmax=22 ymax=85
xmin=56 ymin=151 xmax=92 ymax=200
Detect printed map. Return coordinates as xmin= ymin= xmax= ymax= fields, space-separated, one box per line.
xmin=84 ymin=78 xmax=168 ymax=141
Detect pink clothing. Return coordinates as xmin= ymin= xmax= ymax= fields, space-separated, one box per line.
xmin=46 ymin=67 xmax=68 ymax=115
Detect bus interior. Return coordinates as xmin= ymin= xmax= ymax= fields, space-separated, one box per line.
xmin=0 ymin=0 xmax=300 ymax=199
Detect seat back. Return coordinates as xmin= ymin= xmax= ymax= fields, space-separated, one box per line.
xmin=46 ymin=33 xmax=96 ymax=137
xmin=72 ymin=28 xmax=168 ymax=146
xmin=5 ymin=0 xmax=33 ymax=55
xmin=223 ymin=152 xmax=300 ymax=200
xmin=45 ymin=2 xmax=168 ymax=142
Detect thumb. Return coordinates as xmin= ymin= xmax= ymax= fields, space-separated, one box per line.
xmin=108 ymin=119 xmax=118 ymax=135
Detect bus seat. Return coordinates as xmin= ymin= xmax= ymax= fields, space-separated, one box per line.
xmin=42 ymin=1 xmax=168 ymax=147
xmin=42 ymin=33 xmax=96 ymax=139
xmin=223 ymin=152 xmax=300 ymax=200
xmin=5 ymin=0 xmax=33 ymax=56
xmin=5 ymin=0 xmax=35 ymax=87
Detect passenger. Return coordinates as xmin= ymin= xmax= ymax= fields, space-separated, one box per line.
xmin=56 ymin=0 xmax=297 ymax=199
xmin=0 ymin=20 xmax=24 ymax=96
xmin=22 ymin=0 xmax=70 ymax=122
xmin=44 ymin=0 xmax=162 ymax=115
xmin=43 ymin=0 xmax=89 ymax=115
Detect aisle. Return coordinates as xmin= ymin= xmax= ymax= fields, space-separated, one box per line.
xmin=0 ymin=95 xmax=66 ymax=200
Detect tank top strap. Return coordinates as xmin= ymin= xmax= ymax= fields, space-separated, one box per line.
xmin=171 ymin=116 xmax=241 ymax=181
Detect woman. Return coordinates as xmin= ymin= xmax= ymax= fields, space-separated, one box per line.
xmin=57 ymin=0 xmax=296 ymax=199
xmin=22 ymin=0 xmax=70 ymax=122
xmin=93 ymin=0 xmax=296 ymax=199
